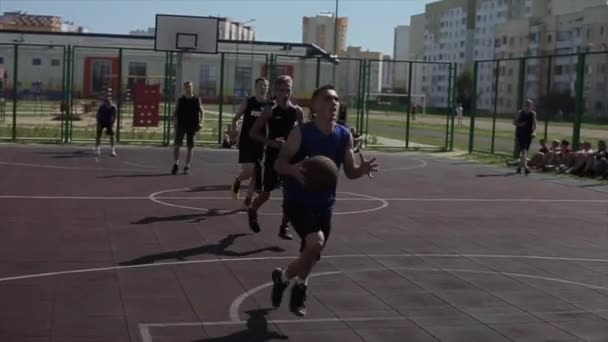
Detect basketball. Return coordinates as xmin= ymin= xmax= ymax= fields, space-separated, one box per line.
xmin=301 ymin=155 xmax=339 ymax=192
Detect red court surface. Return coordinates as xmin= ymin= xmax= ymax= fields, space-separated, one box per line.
xmin=1 ymin=143 xmax=608 ymax=342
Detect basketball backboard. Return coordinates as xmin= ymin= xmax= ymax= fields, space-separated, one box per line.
xmin=154 ymin=14 xmax=219 ymax=54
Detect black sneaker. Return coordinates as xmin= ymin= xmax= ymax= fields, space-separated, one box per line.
xmin=290 ymin=283 xmax=307 ymax=317
xmin=231 ymin=177 xmax=241 ymax=199
xmin=279 ymin=225 xmax=293 ymax=240
xmin=171 ymin=164 xmax=179 ymax=175
xmin=244 ymin=197 xmax=252 ymax=209
xmin=516 ymin=167 xmax=522 ymax=174
xmin=524 ymin=168 xmax=531 ymax=175
xmin=183 ymin=166 xmax=190 ymax=175
xmin=271 ymin=268 xmax=289 ymax=308
xmin=248 ymin=209 xmax=261 ymax=233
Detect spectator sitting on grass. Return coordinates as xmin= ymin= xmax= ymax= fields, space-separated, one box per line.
xmin=544 ymin=139 xmax=571 ymax=171
xmin=591 ymin=140 xmax=608 ymax=180
xmin=559 ymin=140 xmax=592 ymax=173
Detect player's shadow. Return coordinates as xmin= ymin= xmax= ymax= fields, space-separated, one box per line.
xmin=193 ymin=308 xmax=288 ymax=342
xmin=35 ymin=150 xmax=96 ymax=159
xmin=132 ymin=208 xmax=243 ymax=224
xmin=117 ymin=233 xmax=285 ymax=266
xmin=476 ymin=172 xmax=519 ymax=178
xmin=97 ymin=172 xmax=174 ymax=179
xmin=187 ymin=185 xmax=232 ymax=192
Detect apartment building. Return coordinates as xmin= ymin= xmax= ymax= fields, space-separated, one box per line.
xmin=302 ymin=14 xmax=348 ymax=54
xmin=492 ymin=3 xmax=608 ymax=116
xmin=420 ymin=0 xmax=476 ymax=107
xmin=337 ymin=46 xmax=383 ymax=102
xmin=393 ymin=25 xmax=410 ymax=92
xmin=382 ymin=55 xmax=393 ymax=91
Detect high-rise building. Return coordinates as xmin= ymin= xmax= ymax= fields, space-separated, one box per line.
xmin=382 ymin=55 xmax=393 ymax=91
xmin=337 ymin=46 xmax=383 ymax=102
xmin=130 ymin=17 xmax=256 ymax=41
xmin=393 ymin=25 xmax=411 ymax=93
xmin=409 ymin=14 xmax=426 ymax=97
xmin=421 ymin=0 xmax=476 ymax=107
xmin=0 ymin=11 xmax=86 ymax=32
xmin=302 ymin=14 xmax=348 ymax=54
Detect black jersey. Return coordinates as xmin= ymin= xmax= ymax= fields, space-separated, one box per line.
xmin=267 ymin=102 xmax=299 ymax=142
xmin=176 ymin=95 xmax=201 ymax=128
xmin=515 ymin=110 xmax=535 ymax=137
xmin=240 ymin=96 xmax=270 ymax=142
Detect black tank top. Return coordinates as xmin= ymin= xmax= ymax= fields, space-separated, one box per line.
xmin=176 ymin=95 xmax=200 ymax=128
xmin=516 ymin=110 xmax=535 ymax=136
xmin=240 ymin=96 xmax=270 ymax=142
xmin=267 ymin=103 xmax=299 ymax=141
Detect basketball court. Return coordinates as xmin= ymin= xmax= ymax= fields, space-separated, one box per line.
xmin=1 ymin=143 xmax=608 ymax=342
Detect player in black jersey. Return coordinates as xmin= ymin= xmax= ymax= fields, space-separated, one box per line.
xmin=171 ymin=81 xmax=205 ymax=175
xmin=249 ymin=75 xmax=304 ymax=240
xmin=230 ymin=78 xmax=270 ymax=207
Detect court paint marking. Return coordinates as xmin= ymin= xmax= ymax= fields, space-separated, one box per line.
xmin=3 ymin=252 xmax=608 ymax=283
xmin=138 ymin=307 xmax=608 ymax=342
xmin=228 ymin=265 xmax=608 ymax=322
xmin=1 ymin=194 xmax=607 ymax=204
xmin=148 ymin=188 xmax=389 ymax=216
xmin=137 ymin=316 xmax=411 ymax=342
xmin=0 ymin=160 xmax=150 ymax=173
xmin=380 ymin=157 xmax=428 ymax=172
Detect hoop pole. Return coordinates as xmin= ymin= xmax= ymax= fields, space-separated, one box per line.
xmin=174 ymin=52 xmax=184 ymax=100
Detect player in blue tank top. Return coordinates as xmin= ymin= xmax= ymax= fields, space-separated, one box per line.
xmin=269 ymin=85 xmax=379 ymax=317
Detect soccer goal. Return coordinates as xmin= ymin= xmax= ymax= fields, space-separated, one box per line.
xmin=364 ymin=93 xmax=426 ymax=116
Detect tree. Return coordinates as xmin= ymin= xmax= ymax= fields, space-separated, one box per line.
xmin=456 ymin=70 xmax=474 ymax=114
xmin=538 ymin=89 xmax=575 ymax=121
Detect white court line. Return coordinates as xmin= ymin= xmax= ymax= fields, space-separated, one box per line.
xmin=139 ymin=307 xmax=608 ymax=342
xmin=0 ymin=161 xmax=149 ymax=173
xmin=380 ymin=157 xmax=428 ymax=172
xmin=1 ymin=194 xmax=606 ymax=203
xmin=227 ymin=266 xmax=608 ymax=322
xmin=148 ymin=189 xmax=389 ymax=216
xmin=4 ymin=253 xmax=608 ymax=283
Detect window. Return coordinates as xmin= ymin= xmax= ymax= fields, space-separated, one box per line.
xmin=127 ymin=62 xmax=147 ymax=92
xmin=51 ymin=59 xmax=60 ymax=67
xmin=547 ymin=34 xmax=552 ymax=43
xmin=0 ymin=56 xmax=4 ymax=64
xmin=199 ymin=64 xmax=217 ymax=97
xmin=32 ymin=58 xmax=42 ymax=66
xmin=233 ymin=66 xmax=252 ymax=97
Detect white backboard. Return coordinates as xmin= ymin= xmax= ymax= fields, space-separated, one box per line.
xmin=155 ymin=14 xmax=219 ymax=54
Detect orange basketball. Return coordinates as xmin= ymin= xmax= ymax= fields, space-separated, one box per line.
xmin=301 ymin=155 xmax=339 ymax=192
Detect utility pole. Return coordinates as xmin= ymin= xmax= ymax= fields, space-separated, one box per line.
xmin=332 ymin=0 xmax=339 ymax=83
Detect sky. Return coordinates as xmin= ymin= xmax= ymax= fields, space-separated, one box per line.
xmin=0 ymin=0 xmax=436 ymax=56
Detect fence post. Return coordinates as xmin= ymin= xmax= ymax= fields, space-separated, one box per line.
xmin=69 ymin=46 xmax=76 ymax=142
xmin=491 ymin=59 xmax=500 ymax=154
xmin=363 ymin=60 xmax=371 ymax=147
xmin=60 ymin=46 xmax=66 ymax=143
xmin=406 ymin=61 xmax=413 ymax=149
xmin=450 ymin=63 xmax=458 ymax=151
xmin=468 ymin=61 xmax=479 ymax=153
xmin=116 ymin=48 xmax=123 ymax=143
xmin=63 ymin=46 xmax=71 ymax=143
xmin=356 ymin=59 xmax=363 ymax=131
xmin=572 ymin=51 xmax=586 ymax=151
xmin=11 ymin=44 xmax=18 ymax=140
xmin=217 ymin=52 xmax=225 ymax=145
xmin=315 ymin=57 xmax=321 ymax=88
xmin=544 ymin=55 xmax=552 ymax=141
xmin=513 ymin=57 xmax=527 ymax=158
xmin=445 ymin=63 xmax=453 ymax=150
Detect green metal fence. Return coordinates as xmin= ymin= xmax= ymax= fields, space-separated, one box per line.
xmin=0 ymin=42 xmax=462 ymax=151
xmin=470 ymin=50 xmax=608 ymax=156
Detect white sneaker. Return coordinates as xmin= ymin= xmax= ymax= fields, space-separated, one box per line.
xmin=95 ymin=146 xmax=101 ymax=156
xmin=111 ymin=148 xmax=117 ymax=157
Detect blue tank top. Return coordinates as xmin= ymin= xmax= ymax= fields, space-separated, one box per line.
xmin=282 ymin=122 xmax=351 ymax=213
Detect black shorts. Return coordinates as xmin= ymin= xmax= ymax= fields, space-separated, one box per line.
xmin=97 ymin=122 xmax=114 ymax=136
xmin=284 ymin=201 xmax=332 ymax=255
xmin=238 ymin=138 xmax=264 ymax=164
xmin=516 ymin=134 xmax=532 ymax=152
xmin=259 ymin=150 xmax=281 ymax=193
xmin=175 ymin=126 xmax=197 ymax=148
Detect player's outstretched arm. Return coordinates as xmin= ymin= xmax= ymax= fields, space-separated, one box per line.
xmin=343 ymin=132 xmax=378 ymax=180
xmin=274 ymin=126 xmax=305 ymax=184
xmin=295 ymin=106 xmax=304 ymax=125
